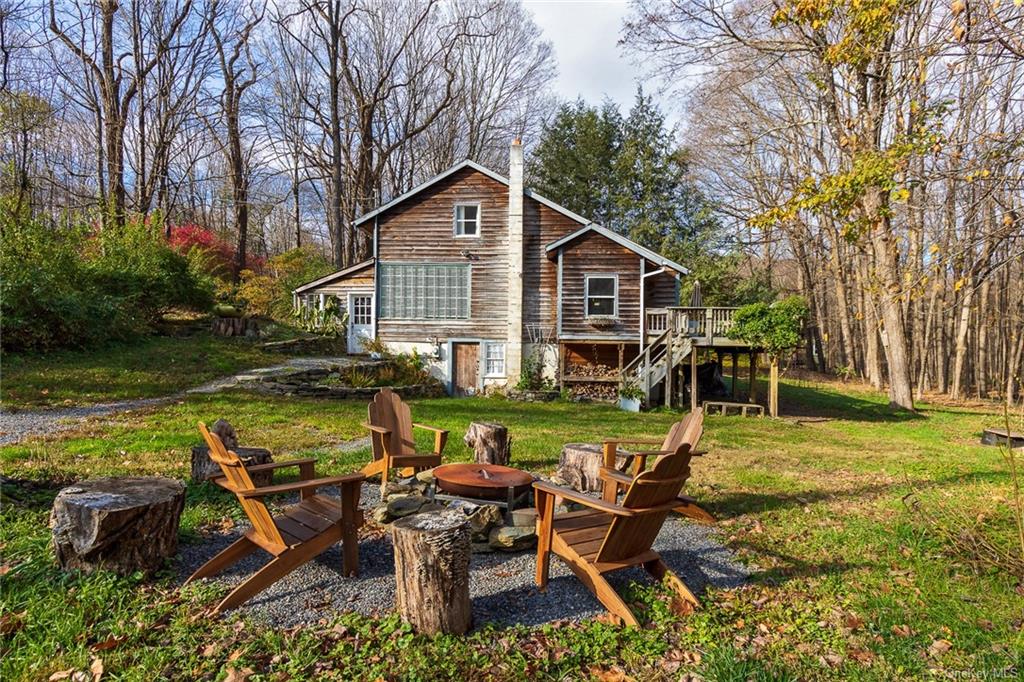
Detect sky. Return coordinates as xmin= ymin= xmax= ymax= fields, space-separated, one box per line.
xmin=524 ymin=0 xmax=650 ymax=113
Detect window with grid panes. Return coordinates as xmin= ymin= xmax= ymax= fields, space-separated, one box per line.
xmin=379 ymin=263 xmax=470 ymax=319
xmin=484 ymin=342 xmax=505 ymax=377
xmin=454 ymin=204 xmax=480 ymax=236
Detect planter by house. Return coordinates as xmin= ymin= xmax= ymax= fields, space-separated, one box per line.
xmin=619 ymin=396 xmax=641 ymax=412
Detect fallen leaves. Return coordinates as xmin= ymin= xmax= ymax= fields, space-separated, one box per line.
xmin=891 ymin=624 xmax=914 ymax=637
xmin=927 ymin=638 xmax=953 ymax=658
xmin=0 ymin=610 xmax=27 ymax=636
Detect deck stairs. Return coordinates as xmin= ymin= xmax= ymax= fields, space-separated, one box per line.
xmin=622 ymin=329 xmax=693 ymax=405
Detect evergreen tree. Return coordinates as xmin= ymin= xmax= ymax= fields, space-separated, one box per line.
xmin=527 ymin=99 xmax=622 ymax=226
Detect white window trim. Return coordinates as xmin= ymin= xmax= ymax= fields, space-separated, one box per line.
xmin=584 ymin=274 xmax=619 ymax=318
xmin=453 ymin=202 xmax=481 ymax=238
xmin=483 ymin=341 xmax=506 ymax=378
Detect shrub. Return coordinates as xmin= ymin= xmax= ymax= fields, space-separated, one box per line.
xmin=237 ymin=247 xmax=335 ymax=320
xmin=0 ymin=212 xmax=214 ymax=352
xmin=728 ymin=295 xmax=809 ymax=359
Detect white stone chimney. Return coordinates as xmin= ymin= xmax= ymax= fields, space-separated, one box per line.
xmin=506 ymin=138 xmax=524 ymax=384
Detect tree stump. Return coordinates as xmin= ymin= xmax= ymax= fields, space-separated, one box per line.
xmin=463 ymin=422 xmax=511 ymax=466
xmin=190 ymin=418 xmax=274 ymax=485
xmin=50 ymin=477 xmax=186 ymax=576
xmin=391 ymin=510 xmax=472 ymax=635
xmin=557 ymin=443 xmax=633 ymax=493
xmin=191 ymin=446 xmax=274 ymax=485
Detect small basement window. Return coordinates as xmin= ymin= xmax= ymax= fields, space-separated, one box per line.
xmin=585 ymin=275 xmax=618 ymax=317
xmin=484 ymin=342 xmax=506 ymax=377
xmin=454 ymin=204 xmax=480 ymax=237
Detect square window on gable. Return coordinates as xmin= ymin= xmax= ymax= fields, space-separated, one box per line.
xmin=585 ymin=274 xmax=618 ymax=318
xmin=454 ymin=204 xmax=480 ymax=237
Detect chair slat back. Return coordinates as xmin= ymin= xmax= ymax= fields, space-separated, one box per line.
xmin=596 ymin=445 xmax=694 ymax=562
xmin=367 ymin=388 xmax=415 ymax=458
xmin=198 ymin=422 xmax=284 ymax=547
xmin=660 ymin=408 xmax=704 ymax=458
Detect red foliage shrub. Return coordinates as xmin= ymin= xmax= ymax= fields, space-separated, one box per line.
xmin=167 ymin=224 xmax=235 ymax=275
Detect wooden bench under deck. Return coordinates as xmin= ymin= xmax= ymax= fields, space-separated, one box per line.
xmin=702 ymin=401 xmax=764 ymax=417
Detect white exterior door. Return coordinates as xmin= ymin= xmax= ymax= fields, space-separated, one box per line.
xmin=347 ymin=293 xmax=374 ymax=354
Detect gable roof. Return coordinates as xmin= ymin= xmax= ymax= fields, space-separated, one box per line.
xmin=292 ymin=258 xmax=374 ymax=295
xmin=545 ymin=224 xmax=690 ymax=275
xmin=352 ymin=159 xmax=591 ymax=228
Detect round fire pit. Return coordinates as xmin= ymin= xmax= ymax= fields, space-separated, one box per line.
xmin=433 ymin=463 xmax=534 ymax=500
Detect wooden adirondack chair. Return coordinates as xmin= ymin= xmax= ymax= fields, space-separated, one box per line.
xmin=534 ymin=444 xmax=702 ymax=626
xmin=186 ymin=422 xmax=365 ymax=614
xmin=598 ymin=408 xmax=713 ymax=524
xmin=363 ymin=388 xmax=448 ymax=483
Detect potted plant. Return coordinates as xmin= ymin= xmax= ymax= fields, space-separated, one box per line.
xmin=618 ymin=381 xmax=644 ymax=412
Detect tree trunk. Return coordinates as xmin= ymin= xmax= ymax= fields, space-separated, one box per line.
xmin=557 ymin=443 xmax=632 ymax=493
xmin=392 ymin=510 xmax=472 ymax=635
xmin=463 ymin=422 xmax=511 ymax=466
xmin=50 ymin=477 xmax=185 ymax=576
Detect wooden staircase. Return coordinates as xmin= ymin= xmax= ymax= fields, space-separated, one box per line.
xmin=622 ymin=328 xmax=693 ymax=407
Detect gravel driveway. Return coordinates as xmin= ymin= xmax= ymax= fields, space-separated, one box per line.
xmin=0 ymin=357 xmax=356 ymax=446
xmin=177 ymin=483 xmax=749 ymax=629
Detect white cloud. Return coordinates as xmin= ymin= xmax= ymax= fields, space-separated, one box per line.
xmin=525 ymin=0 xmax=642 ymax=111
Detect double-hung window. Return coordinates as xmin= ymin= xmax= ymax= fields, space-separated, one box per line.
xmin=454 ymin=204 xmax=480 ymax=237
xmin=379 ymin=263 xmax=471 ymax=319
xmin=484 ymin=342 xmax=506 ymax=377
xmin=585 ymin=275 xmax=618 ymax=317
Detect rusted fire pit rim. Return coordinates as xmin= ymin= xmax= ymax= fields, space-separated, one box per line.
xmin=433 ymin=463 xmax=535 ymax=500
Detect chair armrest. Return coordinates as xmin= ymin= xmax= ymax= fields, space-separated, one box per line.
xmin=364 ymin=423 xmax=391 ymax=435
xmin=412 ymin=423 xmax=448 ymax=454
xmin=238 ymin=473 xmax=365 ymax=498
xmin=533 ymin=481 xmax=637 ymax=517
xmin=602 ymin=438 xmax=663 ymax=447
xmin=243 ymin=458 xmax=317 ymax=473
xmin=412 ymin=423 xmax=447 ymax=434
xmin=599 ymin=468 xmax=632 ymax=486
xmin=691 ymin=450 xmax=707 ymax=457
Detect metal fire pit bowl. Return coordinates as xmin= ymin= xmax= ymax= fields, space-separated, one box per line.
xmin=432 ymin=463 xmax=535 ymax=500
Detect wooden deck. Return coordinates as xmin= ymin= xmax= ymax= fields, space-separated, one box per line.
xmin=645 ymin=307 xmax=747 ymax=346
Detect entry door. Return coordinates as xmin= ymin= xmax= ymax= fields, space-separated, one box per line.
xmin=452 ymin=343 xmax=480 ymax=396
xmin=347 ymin=293 xmax=374 ymax=354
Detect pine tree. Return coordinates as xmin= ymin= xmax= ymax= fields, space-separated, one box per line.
xmin=527 ymin=99 xmax=622 ymax=226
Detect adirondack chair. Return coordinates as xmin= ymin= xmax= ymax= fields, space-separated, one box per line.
xmin=186 ymin=422 xmax=365 ymax=614
xmin=598 ymin=408 xmax=713 ymax=524
xmin=363 ymin=388 xmax=448 ymax=483
xmin=534 ymin=444 xmax=702 ymax=626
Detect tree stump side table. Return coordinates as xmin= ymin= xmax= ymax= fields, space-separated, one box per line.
xmin=50 ymin=477 xmax=186 ymax=576
xmin=392 ymin=510 xmax=472 ymax=635
xmin=557 ymin=443 xmax=633 ymax=493
xmin=463 ymin=421 xmax=511 ymax=466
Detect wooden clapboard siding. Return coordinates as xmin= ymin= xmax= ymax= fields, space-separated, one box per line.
xmin=645 ymin=270 xmax=680 ymax=309
xmin=523 ymin=198 xmax=579 ymax=340
xmin=376 ymin=166 xmax=509 ymax=341
xmin=559 ymin=231 xmax=642 ymax=338
xmin=316 ymin=269 xmax=375 ymax=299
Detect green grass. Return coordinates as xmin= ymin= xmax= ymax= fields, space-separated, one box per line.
xmin=2 ymin=367 xmax=1023 ymax=680
xmin=1 ymin=332 xmax=290 ymax=409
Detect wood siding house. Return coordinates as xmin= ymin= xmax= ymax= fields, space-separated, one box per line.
xmin=293 ymin=140 xmax=691 ymax=397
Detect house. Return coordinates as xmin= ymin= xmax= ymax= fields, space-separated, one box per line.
xmin=293 ymin=140 xmax=747 ymax=402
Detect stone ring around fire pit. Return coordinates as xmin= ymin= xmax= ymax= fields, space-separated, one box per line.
xmin=430 ymin=463 xmax=536 ymax=523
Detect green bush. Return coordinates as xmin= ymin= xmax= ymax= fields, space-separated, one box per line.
xmin=0 ymin=213 xmax=214 ymax=352
xmin=236 ymin=247 xmax=335 ymax=320
xmin=728 ymin=295 xmax=809 ymax=358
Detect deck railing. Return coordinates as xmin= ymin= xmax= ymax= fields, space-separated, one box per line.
xmin=645 ymin=307 xmax=738 ymax=342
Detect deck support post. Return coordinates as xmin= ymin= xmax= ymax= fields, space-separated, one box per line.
xmin=690 ymin=346 xmax=698 ymax=413
xmin=730 ymin=352 xmax=738 ymax=399
xmin=665 ymin=328 xmax=674 ymax=409
xmin=769 ymin=356 xmax=779 ymax=417
xmin=749 ymin=352 xmax=759 ymax=404
xmin=558 ymin=344 xmax=566 ymax=392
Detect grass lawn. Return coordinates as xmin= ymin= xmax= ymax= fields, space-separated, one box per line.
xmin=0 ymin=332 xmax=292 ymax=409
xmin=1 ymin=373 xmax=1022 ymax=680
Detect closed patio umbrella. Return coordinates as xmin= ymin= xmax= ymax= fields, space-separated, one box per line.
xmin=689 ymin=279 xmax=703 ymax=308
